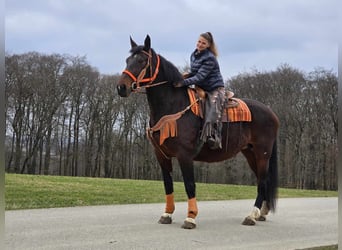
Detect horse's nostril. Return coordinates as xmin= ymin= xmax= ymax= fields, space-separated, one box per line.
xmin=117 ymin=85 xmax=127 ymax=97
xmin=117 ymin=85 xmax=124 ymax=92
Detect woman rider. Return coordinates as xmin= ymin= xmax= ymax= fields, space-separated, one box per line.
xmin=174 ymin=32 xmax=225 ymax=150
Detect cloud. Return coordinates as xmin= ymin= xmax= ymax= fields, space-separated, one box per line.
xmin=5 ymin=0 xmax=338 ymax=77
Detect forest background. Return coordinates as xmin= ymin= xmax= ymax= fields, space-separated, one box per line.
xmin=5 ymin=52 xmax=338 ymax=190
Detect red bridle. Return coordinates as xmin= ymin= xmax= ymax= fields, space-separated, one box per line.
xmin=122 ymin=50 xmax=161 ymax=91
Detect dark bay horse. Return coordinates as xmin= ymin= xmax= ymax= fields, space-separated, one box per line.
xmin=117 ymin=35 xmax=279 ymax=229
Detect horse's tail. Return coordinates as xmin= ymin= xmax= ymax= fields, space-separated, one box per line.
xmin=267 ymin=139 xmax=278 ymax=212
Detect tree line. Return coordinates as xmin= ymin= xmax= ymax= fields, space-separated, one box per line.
xmin=5 ymin=52 xmax=337 ymax=190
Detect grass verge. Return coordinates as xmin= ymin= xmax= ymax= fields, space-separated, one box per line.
xmin=5 ymin=174 xmax=337 ymax=210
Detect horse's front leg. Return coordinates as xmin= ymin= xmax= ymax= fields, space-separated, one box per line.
xmin=158 ymin=158 xmax=175 ymax=225
xmin=178 ymin=156 xmax=198 ymax=229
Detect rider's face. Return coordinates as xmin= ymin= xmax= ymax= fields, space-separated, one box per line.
xmin=196 ymin=36 xmax=210 ymax=52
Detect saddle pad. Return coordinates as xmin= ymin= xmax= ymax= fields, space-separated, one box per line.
xmin=188 ymin=89 xmax=252 ymax=122
xmin=225 ymin=98 xmax=252 ymax=122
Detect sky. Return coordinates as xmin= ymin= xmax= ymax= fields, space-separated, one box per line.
xmin=5 ymin=0 xmax=339 ymax=80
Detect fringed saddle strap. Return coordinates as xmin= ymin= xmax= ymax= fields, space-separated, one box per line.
xmin=149 ymin=112 xmax=183 ymax=133
xmin=146 ymin=97 xmax=200 ymax=159
xmin=149 ymin=97 xmax=200 ymax=133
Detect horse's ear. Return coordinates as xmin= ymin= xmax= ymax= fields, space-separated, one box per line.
xmin=130 ymin=36 xmax=138 ymax=49
xmin=144 ymin=35 xmax=151 ymax=51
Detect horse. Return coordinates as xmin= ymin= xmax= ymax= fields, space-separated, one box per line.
xmin=117 ymin=35 xmax=279 ymax=229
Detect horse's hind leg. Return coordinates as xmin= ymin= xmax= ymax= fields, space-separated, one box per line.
xmin=241 ymin=145 xmax=272 ymax=225
xmin=258 ymin=200 xmax=270 ymax=221
xmin=157 ymin=157 xmax=175 ymax=224
xmin=254 ymin=141 xmax=278 ymax=223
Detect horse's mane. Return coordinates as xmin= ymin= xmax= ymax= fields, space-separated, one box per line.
xmin=157 ymin=53 xmax=183 ymax=83
xmin=129 ymin=46 xmax=183 ymax=84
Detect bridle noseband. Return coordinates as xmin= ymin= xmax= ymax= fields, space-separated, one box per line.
xmin=122 ymin=50 xmax=164 ymax=91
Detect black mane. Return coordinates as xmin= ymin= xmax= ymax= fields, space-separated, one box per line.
xmin=158 ymin=53 xmax=183 ymax=83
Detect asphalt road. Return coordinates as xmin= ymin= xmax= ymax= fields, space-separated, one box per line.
xmin=5 ymin=197 xmax=337 ymax=250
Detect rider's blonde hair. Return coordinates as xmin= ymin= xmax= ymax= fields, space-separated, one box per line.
xmin=200 ymin=32 xmax=219 ymax=57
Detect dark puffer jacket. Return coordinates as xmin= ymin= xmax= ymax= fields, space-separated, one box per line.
xmin=183 ymin=49 xmax=224 ymax=92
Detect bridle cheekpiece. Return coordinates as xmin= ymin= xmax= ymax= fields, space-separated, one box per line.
xmin=122 ymin=49 xmax=162 ymax=91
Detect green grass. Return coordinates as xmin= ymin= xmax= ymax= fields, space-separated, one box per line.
xmin=5 ymin=173 xmax=337 ymax=210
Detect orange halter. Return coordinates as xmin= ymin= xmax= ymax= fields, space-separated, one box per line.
xmin=122 ymin=50 xmax=160 ymax=90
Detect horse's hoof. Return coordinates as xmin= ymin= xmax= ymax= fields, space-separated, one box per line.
xmin=181 ymin=218 xmax=196 ymax=229
xmin=256 ymin=215 xmax=266 ymax=221
xmin=242 ymin=216 xmax=256 ymax=226
xmin=158 ymin=216 xmax=172 ymax=224
xmin=181 ymin=221 xmax=196 ymax=229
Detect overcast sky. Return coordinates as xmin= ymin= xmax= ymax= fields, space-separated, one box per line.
xmin=5 ymin=0 xmax=338 ymax=79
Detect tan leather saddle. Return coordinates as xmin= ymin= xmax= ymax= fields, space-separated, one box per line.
xmin=193 ymin=86 xmax=238 ymax=108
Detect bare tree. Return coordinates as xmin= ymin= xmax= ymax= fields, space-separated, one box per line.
xmin=228 ymin=65 xmax=337 ymax=190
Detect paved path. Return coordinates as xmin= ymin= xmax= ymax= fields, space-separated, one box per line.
xmin=5 ymin=197 xmax=337 ymax=250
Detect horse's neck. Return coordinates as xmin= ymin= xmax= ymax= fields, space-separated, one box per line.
xmin=146 ymin=55 xmax=187 ymax=126
xmin=146 ymin=85 xmax=188 ymax=126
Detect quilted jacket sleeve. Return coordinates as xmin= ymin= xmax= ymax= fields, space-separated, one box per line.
xmin=183 ymin=58 xmax=215 ymax=87
xmin=182 ymin=49 xmax=224 ymax=92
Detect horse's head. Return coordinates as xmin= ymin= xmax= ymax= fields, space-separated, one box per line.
xmin=117 ymin=35 xmax=158 ymax=97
